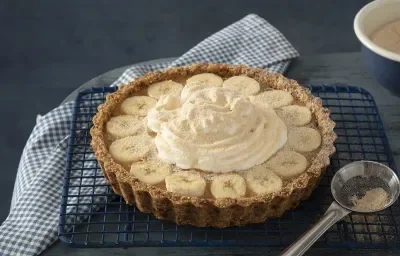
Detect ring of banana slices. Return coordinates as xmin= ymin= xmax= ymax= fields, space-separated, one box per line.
xmin=91 ymin=63 xmax=336 ymax=227
xmin=100 ymin=70 xmax=326 ymax=198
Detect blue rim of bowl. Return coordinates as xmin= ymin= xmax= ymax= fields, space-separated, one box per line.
xmin=354 ymin=0 xmax=400 ymax=63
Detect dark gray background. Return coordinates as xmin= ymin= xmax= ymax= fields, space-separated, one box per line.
xmin=0 ymin=0 xmax=370 ymax=222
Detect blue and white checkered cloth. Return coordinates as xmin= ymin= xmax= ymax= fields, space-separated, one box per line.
xmin=0 ymin=14 xmax=298 ymax=256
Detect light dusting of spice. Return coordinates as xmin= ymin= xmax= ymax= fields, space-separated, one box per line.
xmin=339 ymin=175 xmax=392 ymax=212
xmin=350 ymin=187 xmax=389 ymax=211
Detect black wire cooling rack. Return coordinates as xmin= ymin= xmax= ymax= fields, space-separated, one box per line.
xmin=58 ymin=85 xmax=400 ymax=249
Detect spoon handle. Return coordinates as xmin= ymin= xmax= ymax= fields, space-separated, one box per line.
xmin=280 ymin=201 xmax=351 ymax=256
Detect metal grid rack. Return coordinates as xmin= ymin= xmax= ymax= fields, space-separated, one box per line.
xmin=58 ymin=85 xmax=400 ymax=248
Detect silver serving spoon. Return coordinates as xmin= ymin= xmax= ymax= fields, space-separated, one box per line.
xmin=281 ymin=161 xmax=400 ymax=256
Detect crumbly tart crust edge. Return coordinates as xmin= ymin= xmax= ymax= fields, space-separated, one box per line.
xmin=90 ymin=63 xmax=337 ymax=228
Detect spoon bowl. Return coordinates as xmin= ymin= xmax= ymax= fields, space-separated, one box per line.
xmin=331 ymin=161 xmax=400 ymax=213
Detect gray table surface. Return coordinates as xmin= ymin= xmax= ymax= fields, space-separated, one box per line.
xmin=48 ymin=52 xmax=400 ymax=255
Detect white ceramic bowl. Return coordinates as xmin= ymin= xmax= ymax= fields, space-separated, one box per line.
xmin=354 ymin=0 xmax=400 ymax=95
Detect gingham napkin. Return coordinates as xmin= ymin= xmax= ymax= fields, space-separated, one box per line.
xmin=0 ymin=14 xmax=298 ymax=256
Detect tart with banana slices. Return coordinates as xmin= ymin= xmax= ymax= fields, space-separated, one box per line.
xmin=91 ymin=63 xmax=337 ymax=227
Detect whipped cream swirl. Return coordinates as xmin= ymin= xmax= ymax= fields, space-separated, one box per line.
xmin=147 ymin=83 xmax=287 ymax=173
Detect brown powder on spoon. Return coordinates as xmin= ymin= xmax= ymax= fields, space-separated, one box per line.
xmin=350 ymin=187 xmax=389 ymax=212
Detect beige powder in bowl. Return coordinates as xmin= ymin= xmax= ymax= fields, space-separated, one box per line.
xmin=350 ymin=187 xmax=389 ymax=212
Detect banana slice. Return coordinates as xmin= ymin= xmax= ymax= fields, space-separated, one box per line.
xmin=130 ymin=159 xmax=172 ymax=185
xmin=276 ymin=105 xmax=312 ymax=126
xmin=267 ymin=151 xmax=308 ymax=179
xmin=288 ymin=127 xmax=321 ymax=152
xmin=109 ymin=135 xmax=152 ymax=164
xmin=245 ymin=165 xmax=283 ymax=195
xmin=250 ymin=90 xmax=293 ymax=109
xmin=186 ymin=73 xmax=223 ymax=87
xmin=222 ymin=76 xmax=260 ymax=96
xmin=106 ymin=115 xmax=145 ymax=139
xmin=210 ymin=174 xmax=246 ymax=199
xmin=165 ymin=173 xmax=206 ymax=197
xmin=120 ymin=96 xmax=157 ymax=116
xmin=147 ymin=80 xmax=183 ymax=99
